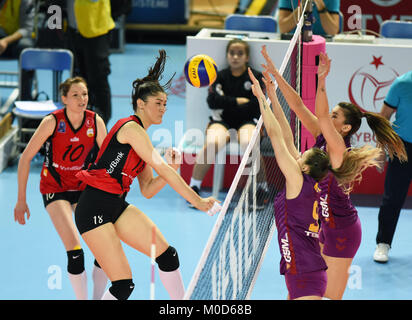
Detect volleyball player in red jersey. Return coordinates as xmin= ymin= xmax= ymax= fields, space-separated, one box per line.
xmin=74 ymin=50 xmax=219 ymax=300
xmin=14 ymin=77 xmax=108 ymax=299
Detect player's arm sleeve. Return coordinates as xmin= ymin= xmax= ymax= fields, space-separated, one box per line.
xmin=325 ymin=0 xmax=341 ymax=14
xmin=278 ymin=0 xmax=293 ymax=11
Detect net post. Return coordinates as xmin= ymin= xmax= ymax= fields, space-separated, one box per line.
xmin=300 ymin=35 xmax=326 ymax=153
xmin=150 ymin=226 xmax=156 ymax=300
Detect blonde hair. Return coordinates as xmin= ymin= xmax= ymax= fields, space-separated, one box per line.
xmin=331 ymin=145 xmax=382 ymax=194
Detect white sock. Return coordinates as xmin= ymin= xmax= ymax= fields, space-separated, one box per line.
xmin=101 ymin=288 xmax=117 ymax=300
xmin=190 ymin=178 xmax=202 ymax=189
xmin=92 ymin=264 xmax=108 ymax=300
xmin=68 ymin=270 xmax=88 ymax=300
xmin=158 ymin=268 xmax=185 ymax=300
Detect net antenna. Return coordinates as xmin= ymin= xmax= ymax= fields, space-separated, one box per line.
xmin=184 ymin=6 xmax=307 ymax=300
xmin=150 ymin=226 xmax=156 ymax=300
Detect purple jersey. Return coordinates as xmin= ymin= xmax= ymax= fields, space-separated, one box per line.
xmin=274 ymin=174 xmax=327 ymax=275
xmin=314 ymin=134 xmax=358 ymax=229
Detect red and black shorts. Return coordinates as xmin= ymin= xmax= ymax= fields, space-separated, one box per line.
xmin=42 ymin=191 xmax=83 ymax=208
xmin=74 ymin=185 xmax=129 ymax=235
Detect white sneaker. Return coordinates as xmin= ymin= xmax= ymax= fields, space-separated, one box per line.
xmin=373 ymin=243 xmax=390 ymax=263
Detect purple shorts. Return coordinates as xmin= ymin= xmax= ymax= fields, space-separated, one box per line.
xmin=319 ymin=216 xmax=362 ymax=258
xmin=285 ymin=270 xmax=327 ymax=299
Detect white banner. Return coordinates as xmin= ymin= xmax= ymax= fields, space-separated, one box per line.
xmin=325 ymin=41 xmax=412 ymax=147
xmin=186 ymin=29 xmax=289 ymax=135
xmin=186 ymin=31 xmax=412 ymax=148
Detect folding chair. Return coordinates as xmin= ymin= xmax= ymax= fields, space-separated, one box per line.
xmin=12 ymin=48 xmax=73 ymax=153
xmin=0 ymin=71 xmax=19 ymax=117
xmin=224 ymin=14 xmax=277 ymax=33
xmin=380 ymin=20 xmax=412 ymax=39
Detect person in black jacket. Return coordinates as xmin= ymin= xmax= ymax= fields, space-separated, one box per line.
xmin=0 ymin=0 xmax=35 ymax=100
xmin=189 ymin=38 xmax=268 ymax=206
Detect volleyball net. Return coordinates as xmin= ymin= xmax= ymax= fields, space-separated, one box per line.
xmin=184 ymin=9 xmax=306 ymax=300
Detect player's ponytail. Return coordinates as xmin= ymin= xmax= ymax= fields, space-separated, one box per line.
xmin=362 ymin=111 xmax=407 ymax=162
xmin=339 ymin=102 xmax=407 ymax=162
xmin=330 ymin=145 xmax=382 ymax=194
xmin=132 ymin=49 xmax=175 ymax=111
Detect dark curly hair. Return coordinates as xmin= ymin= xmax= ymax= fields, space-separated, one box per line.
xmin=131 ymin=49 xmax=175 ymax=111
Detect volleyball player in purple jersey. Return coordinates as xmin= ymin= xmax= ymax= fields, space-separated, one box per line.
xmin=249 ymin=68 xmax=381 ymax=300
xmin=261 ymin=46 xmax=407 ymax=300
xmin=315 ymin=53 xmax=406 ymax=299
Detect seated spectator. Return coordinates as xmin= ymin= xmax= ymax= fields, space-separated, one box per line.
xmin=278 ymin=0 xmax=341 ymax=36
xmin=188 ymin=38 xmax=270 ymax=208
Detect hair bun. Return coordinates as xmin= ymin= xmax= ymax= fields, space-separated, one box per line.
xmin=133 ymin=79 xmax=144 ymax=88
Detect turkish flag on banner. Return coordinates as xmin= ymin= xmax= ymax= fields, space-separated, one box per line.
xmin=340 ymin=0 xmax=412 ymax=34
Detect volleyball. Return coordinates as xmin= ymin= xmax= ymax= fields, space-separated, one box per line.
xmin=184 ymin=54 xmax=218 ymax=88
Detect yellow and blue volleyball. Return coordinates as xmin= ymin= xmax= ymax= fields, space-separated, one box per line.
xmin=184 ymin=54 xmax=218 ymax=88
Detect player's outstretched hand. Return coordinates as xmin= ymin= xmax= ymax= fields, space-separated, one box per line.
xmin=260 ymin=45 xmax=278 ymax=75
xmin=195 ymin=197 xmax=221 ymax=216
xmin=206 ymin=201 xmax=222 ymax=216
xmin=317 ymin=52 xmax=331 ymax=81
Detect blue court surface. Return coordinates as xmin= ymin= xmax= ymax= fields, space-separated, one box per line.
xmin=0 ymin=43 xmax=411 ymax=300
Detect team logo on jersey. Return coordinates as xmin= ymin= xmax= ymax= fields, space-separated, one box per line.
xmin=70 ymin=137 xmax=80 ymax=142
xmin=319 ymin=194 xmax=329 ymax=220
xmin=57 ymin=120 xmax=66 ymax=133
xmin=87 ymin=128 xmax=94 ymax=138
xmin=86 ymin=117 xmax=93 ymax=127
xmin=244 ymin=80 xmax=252 ymax=91
xmin=43 ymin=168 xmax=48 ymax=177
xmin=215 ymin=83 xmax=224 ymax=96
xmin=281 ymin=233 xmax=292 ymax=263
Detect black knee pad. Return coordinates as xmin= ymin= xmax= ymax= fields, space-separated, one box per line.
xmin=109 ymin=279 xmax=135 ymax=300
xmin=156 ymin=246 xmax=180 ymax=272
xmin=67 ymin=249 xmax=85 ymax=275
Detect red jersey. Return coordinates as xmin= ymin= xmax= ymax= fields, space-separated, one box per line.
xmin=76 ymin=115 xmax=146 ymax=195
xmin=40 ymin=109 xmax=98 ymax=194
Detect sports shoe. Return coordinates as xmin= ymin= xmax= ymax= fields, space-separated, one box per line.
xmin=188 ymin=186 xmax=200 ymax=208
xmin=373 ymin=243 xmax=390 ymax=263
